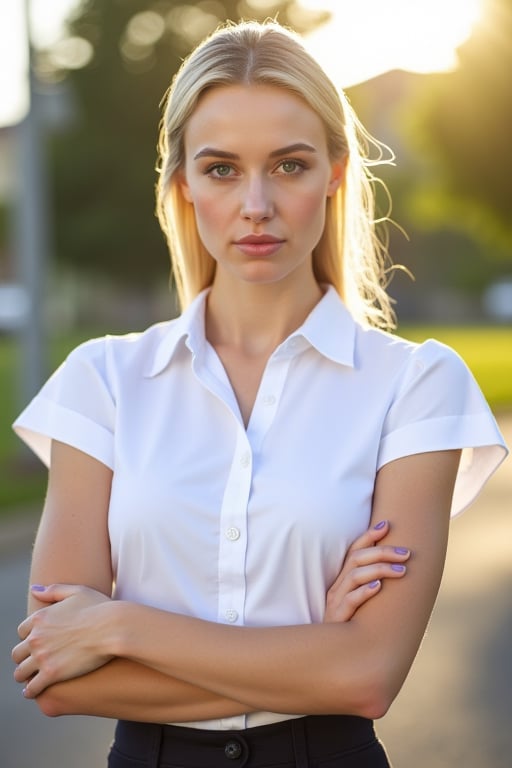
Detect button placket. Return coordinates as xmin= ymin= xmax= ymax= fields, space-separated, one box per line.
xmin=246 ymin=353 xmax=291 ymax=450
xmin=217 ymin=428 xmax=251 ymax=626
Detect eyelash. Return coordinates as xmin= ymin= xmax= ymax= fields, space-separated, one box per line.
xmin=204 ymin=159 xmax=308 ymax=179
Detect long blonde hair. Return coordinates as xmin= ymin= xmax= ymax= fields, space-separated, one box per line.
xmin=156 ymin=20 xmax=396 ymax=329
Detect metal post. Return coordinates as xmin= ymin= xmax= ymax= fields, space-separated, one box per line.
xmin=15 ymin=0 xmax=48 ymax=405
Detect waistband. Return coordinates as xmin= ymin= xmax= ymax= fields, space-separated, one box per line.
xmin=110 ymin=714 xmax=388 ymax=768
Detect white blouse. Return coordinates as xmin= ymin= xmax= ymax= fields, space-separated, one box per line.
xmin=13 ymin=286 xmax=507 ymax=729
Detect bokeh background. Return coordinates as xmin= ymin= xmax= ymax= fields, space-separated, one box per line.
xmin=0 ymin=1 xmax=510 ymax=765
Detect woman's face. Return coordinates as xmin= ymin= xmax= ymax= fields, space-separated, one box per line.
xmin=179 ymin=84 xmax=344 ymax=290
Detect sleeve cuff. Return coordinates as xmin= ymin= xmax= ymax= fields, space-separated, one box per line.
xmin=377 ymin=412 xmax=508 ymax=516
xmin=13 ymin=395 xmax=115 ymax=470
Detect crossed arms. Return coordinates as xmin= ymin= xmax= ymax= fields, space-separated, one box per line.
xmin=12 ymin=440 xmax=460 ymax=722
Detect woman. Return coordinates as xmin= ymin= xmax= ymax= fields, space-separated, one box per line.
xmin=12 ymin=20 xmax=507 ymax=768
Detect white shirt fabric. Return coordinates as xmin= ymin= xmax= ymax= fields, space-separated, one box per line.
xmin=13 ymin=286 xmax=508 ymax=730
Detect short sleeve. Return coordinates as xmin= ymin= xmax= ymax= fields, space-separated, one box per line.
xmin=377 ymin=339 xmax=508 ymax=516
xmin=12 ymin=338 xmax=115 ymax=469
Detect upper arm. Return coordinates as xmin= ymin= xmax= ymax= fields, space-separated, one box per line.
xmin=351 ymin=448 xmax=461 ymax=709
xmin=29 ymin=440 xmax=113 ymax=613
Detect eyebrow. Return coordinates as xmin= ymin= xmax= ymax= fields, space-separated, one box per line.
xmin=193 ymin=143 xmax=318 ymax=161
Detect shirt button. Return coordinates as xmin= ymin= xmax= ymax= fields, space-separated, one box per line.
xmin=226 ymin=527 xmax=240 ymax=541
xmin=225 ymin=740 xmax=243 ymax=760
xmin=240 ymin=451 xmax=251 ymax=468
xmin=225 ymin=609 xmax=238 ymax=623
xmin=262 ymin=395 xmax=276 ymax=406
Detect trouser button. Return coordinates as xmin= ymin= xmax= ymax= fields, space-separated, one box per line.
xmin=225 ymin=739 xmax=243 ymax=759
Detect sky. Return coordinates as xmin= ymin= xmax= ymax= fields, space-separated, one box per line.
xmin=0 ymin=0 xmax=79 ymax=127
xmin=0 ymin=0 xmax=485 ymax=128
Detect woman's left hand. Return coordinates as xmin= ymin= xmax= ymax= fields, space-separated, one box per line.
xmin=12 ymin=584 xmax=114 ymax=699
xmin=324 ymin=520 xmax=410 ymax=623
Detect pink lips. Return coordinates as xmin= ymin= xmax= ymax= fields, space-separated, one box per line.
xmin=234 ymin=234 xmax=285 ymax=258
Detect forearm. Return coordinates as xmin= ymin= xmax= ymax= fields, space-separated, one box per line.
xmin=37 ymin=657 xmax=255 ymax=721
xmin=112 ymin=606 xmax=377 ymax=717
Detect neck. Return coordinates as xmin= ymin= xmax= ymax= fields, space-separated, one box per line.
xmin=206 ymin=275 xmax=323 ymax=358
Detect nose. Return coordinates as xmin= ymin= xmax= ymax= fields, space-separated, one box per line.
xmin=240 ymin=175 xmax=274 ymax=222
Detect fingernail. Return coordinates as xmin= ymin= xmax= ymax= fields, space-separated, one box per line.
xmin=369 ymin=580 xmax=381 ymax=588
xmin=394 ymin=547 xmax=409 ymax=555
xmin=373 ymin=520 xmax=386 ymax=530
xmin=391 ymin=564 xmax=406 ymax=572
xmin=31 ymin=585 xmax=46 ymax=591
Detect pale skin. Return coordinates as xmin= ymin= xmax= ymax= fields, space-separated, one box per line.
xmin=12 ymin=84 xmax=461 ymax=722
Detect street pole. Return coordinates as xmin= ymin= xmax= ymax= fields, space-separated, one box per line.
xmin=15 ymin=0 xmax=48 ymax=405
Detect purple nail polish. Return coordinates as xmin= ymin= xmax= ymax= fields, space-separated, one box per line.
xmin=394 ymin=547 xmax=409 ymax=555
xmin=373 ymin=520 xmax=386 ymax=530
xmin=31 ymin=585 xmax=46 ymax=591
xmin=391 ymin=564 xmax=406 ymax=573
xmin=369 ymin=580 xmax=381 ymax=588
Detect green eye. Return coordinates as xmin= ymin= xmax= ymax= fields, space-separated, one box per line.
xmin=282 ymin=161 xmax=298 ymax=173
xmin=214 ymin=164 xmax=232 ymax=177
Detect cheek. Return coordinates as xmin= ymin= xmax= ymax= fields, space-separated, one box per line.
xmin=289 ymin=187 xmax=328 ymax=232
xmin=190 ymin=191 xmax=226 ymax=236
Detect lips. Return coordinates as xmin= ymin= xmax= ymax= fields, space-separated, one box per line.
xmin=234 ymin=234 xmax=285 ymax=258
xmin=236 ymin=234 xmax=283 ymax=244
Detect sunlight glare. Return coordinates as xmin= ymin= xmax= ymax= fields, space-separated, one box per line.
xmin=299 ymin=0 xmax=485 ymax=86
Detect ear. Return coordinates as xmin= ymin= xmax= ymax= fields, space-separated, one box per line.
xmin=327 ymin=156 xmax=347 ymax=197
xmin=177 ymin=170 xmax=193 ymax=203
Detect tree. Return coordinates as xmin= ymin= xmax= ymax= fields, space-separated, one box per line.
xmin=403 ymin=0 xmax=512 ymax=258
xmin=39 ymin=0 xmax=328 ymax=288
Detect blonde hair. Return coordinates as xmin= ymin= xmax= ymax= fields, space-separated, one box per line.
xmin=156 ymin=20 xmax=396 ymax=329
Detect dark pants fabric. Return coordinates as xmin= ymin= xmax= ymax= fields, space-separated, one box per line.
xmin=107 ymin=715 xmax=391 ymax=767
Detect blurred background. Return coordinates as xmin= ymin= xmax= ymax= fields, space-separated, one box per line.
xmin=0 ymin=1 xmax=510 ymax=765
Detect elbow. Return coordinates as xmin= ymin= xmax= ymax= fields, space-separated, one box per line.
xmin=355 ymin=684 xmax=395 ymax=720
xmin=328 ymin=665 xmax=400 ymax=721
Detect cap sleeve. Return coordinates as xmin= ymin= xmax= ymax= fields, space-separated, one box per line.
xmin=377 ymin=339 xmax=508 ymax=516
xmin=12 ymin=338 xmax=115 ymax=469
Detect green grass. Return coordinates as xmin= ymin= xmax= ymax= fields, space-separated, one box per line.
xmin=1 ymin=325 xmax=511 ymax=514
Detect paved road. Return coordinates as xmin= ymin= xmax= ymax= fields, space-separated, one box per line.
xmin=1 ymin=417 xmax=510 ymax=767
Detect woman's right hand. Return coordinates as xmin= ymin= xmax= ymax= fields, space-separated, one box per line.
xmin=324 ymin=520 xmax=410 ymax=623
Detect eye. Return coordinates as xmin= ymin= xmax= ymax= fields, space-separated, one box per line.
xmin=277 ymin=159 xmax=306 ymax=175
xmin=206 ymin=163 xmax=236 ymax=179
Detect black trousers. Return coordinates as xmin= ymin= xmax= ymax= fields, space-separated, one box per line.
xmin=107 ymin=715 xmax=391 ymax=767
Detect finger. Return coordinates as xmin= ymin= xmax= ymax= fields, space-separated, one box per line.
xmin=12 ymin=638 xmax=30 ymax=666
xmin=326 ymin=580 xmax=382 ymax=622
xmin=14 ymin=656 xmax=39 ymax=685
xmin=329 ymin=545 xmax=410 ymax=592
xmin=29 ymin=583 xmax=83 ymax=603
xmin=347 ymin=520 xmax=390 ymax=555
xmin=349 ymin=544 xmax=410 ymax=571
xmin=22 ymin=671 xmax=50 ymax=700
xmin=328 ymin=560 xmax=408 ymax=598
xmin=348 ymin=545 xmax=411 ymax=568
xmin=17 ymin=607 xmax=43 ymax=640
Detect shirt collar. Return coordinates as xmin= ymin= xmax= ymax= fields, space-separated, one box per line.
xmin=145 ymin=285 xmax=355 ymax=378
xmin=144 ymin=289 xmax=209 ymax=377
xmin=287 ymin=285 xmax=356 ymax=367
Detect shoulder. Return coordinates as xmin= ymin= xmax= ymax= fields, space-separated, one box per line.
xmin=65 ymin=319 xmax=178 ymax=380
xmin=354 ymin=326 xmax=465 ymax=384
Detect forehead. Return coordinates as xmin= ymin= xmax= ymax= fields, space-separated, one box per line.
xmin=184 ymin=84 xmax=328 ymax=153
